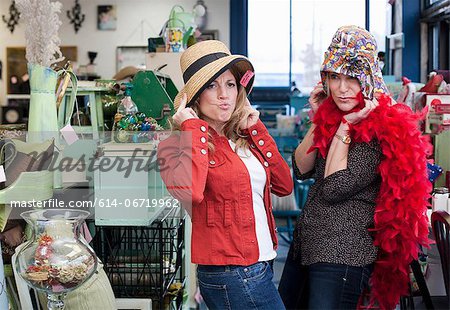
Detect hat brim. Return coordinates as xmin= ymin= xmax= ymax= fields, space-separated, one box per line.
xmin=174 ymin=56 xmax=254 ymax=110
xmin=113 ymin=66 xmax=140 ymax=80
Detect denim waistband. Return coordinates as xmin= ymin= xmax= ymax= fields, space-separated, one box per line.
xmin=198 ymin=260 xmax=274 ymax=272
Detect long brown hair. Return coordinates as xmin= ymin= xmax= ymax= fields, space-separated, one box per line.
xmin=168 ymin=65 xmax=250 ymax=153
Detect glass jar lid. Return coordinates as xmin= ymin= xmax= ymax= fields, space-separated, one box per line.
xmin=434 ymin=187 xmax=449 ymax=194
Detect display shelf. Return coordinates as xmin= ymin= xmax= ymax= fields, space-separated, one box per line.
xmin=93 ymin=206 xmax=186 ymax=310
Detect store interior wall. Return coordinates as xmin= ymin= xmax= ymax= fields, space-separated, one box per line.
xmin=0 ymin=0 xmax=230 ymax=105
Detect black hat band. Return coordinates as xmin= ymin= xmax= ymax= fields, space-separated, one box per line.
xmin=183 ymin=52 xmax=229 ymax=83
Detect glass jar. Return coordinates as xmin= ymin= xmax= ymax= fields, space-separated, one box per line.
xmin=432 ymin=187 xmax=449 ymax=212
xmin=15 ymin=209 xmax=97 ymax=310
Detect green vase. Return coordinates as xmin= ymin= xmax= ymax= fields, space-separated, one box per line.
xmin=27 ymin=64 xmax=59 ymax=136
xmin=27 ymin=63 xmax=61 ymax=188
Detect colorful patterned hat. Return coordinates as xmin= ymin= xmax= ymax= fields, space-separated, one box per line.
xmin=320 ymin=25 xmax=389 ymax=99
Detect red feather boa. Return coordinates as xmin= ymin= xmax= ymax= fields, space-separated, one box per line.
xmin=310 ymin=94 xmax=432 ymax=309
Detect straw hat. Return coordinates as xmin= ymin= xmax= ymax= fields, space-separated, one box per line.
xmin=173 ymin=40 xmax=254 ymax=110
xmin=113 ymin=66 xmax=139 ymax=80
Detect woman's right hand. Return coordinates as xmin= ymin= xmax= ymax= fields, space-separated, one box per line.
xmin=239 ymin=98 xmax=260 ymax=130
xmin=309 ymin=82 xmax=327 ymax=114
xmin=343 ymin=98 xmax=379 ymax=124
xmin=172 ymin=93 xmax=199 ymax=126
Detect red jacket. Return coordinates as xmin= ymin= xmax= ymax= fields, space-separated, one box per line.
xmin=158 ymin=118 xmax=293 ymax=265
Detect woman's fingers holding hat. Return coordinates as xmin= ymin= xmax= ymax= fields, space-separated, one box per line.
xmin=238 ymin=109 xmax=251 ymax=129
xmin=245 ymin=98 xmax=252 ymax=107
xmin=364 ymin=98 xmax=379 ymax=110
xmin=246 ymin=108 xmax=260 ymax=128
xmin=238 ymin=107 xmax=259 ymax=129
xmin=309 ymin=85 xmax=326 ymax=113
xmin=186 ymin=108 xmax=199 ymax=119
xmin=357 ymin=98 xmax=378 ymax=119
xmin=311 ymin=84 xmax=324 ymax=93
xmin=177 ymin=93 xmax=188 ymax=113
xmin=311 ymin=84 xmax=325 ymax=98
xmin=244 ymin=98 xmax=258 ymax=114
xmin=361 ymin=99 xmax=373 ymax=114
xmin=173 ymin=106 xmax=198 ymax=126
xmin=372 ymin=97 xmax=379 ymax=108
xmin=345 ymin=98 xmax=378 ymax=124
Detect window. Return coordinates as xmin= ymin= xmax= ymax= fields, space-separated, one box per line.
xmin=424 ymin=0 xmax=441 ymax=7
xmin=432 ymin=25 xmax=439 ymax=69
xmin=422 ymin=0 xmax=450 ymax=72
xmin=291 ymin=0 xmax=365 ymax=94
xmin=369 ymin=0 xmax=391 ymax=53
xmin=248 ymin=0 xmax=291 ymax=87
xmin=247 ymin=0 xmax=390 ymax=94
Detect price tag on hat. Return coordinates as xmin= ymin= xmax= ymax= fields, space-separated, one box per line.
xmin=60 ymin=124 xmax=79 ymax=145
xmin=0 ymin=165 xmax=6 ymax=183
xmin=240 ymin=70 xmax=255 ymax=88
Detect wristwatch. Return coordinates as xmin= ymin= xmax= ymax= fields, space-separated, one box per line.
xmin=335 ymin=133 xmax=351 ymax=144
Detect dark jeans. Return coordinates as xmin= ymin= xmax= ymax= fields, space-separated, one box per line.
xmin=197 ymin=261 xmax=285 ymax=310
xmin=279 ymin=243 xmax=373 ymax=310
xmin=308 ymin=262 xmax=373 ymax=310
xmin=278 ymin=243 xmax=309 ymax=309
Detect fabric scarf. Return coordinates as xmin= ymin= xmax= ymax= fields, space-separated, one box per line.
xmin=309 ymin=94 xmax=432 ymax=310
xmin=320 ymin=25 xmax=389 ymax=100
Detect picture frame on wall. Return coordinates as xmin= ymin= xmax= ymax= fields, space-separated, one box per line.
xmin=116 ymin=46 xmax=147 ymax=72
xmin=6 ymin=46 xmax=78 ymax=94
xmin=98 ymin=5 xmax=117 ymax=30
xmin=197 ymin=30 xmax=219 ymax=42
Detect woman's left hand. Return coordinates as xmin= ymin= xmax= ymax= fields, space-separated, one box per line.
xmin=239 ymin=98 xmax=260 ymax=129
xmin=343 ymin=98 xmax=379 ymax=125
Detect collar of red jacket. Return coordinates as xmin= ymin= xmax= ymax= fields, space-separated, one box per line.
xmin=310 ymin=94 xmax=433 ymax=309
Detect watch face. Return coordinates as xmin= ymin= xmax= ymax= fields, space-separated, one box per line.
xmin=343 ymin=136 xmax=351 ymax=144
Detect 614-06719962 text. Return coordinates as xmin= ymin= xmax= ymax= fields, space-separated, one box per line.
xmin=96 ymin=198 xmax=180 ymax=208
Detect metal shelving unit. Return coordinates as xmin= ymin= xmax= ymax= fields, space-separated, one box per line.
xmin=93 ymin=207 xmax=186 ymax=310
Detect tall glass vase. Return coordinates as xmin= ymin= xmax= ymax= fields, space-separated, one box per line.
xmin=27 ymin=63 xmax=62 ymax=188
xmin=15 ymin=209 xmax=97 ymax=310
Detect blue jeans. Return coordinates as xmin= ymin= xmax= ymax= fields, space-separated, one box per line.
xmin=279 ymin=242 xmax=373 ymax=309
xmin=308 ymin=262 xmax=373 ymax=310
xmin=278 ymin=243 xmax=309 ymax=309
xmin=197 ymin=261 xmax=286 ymax=310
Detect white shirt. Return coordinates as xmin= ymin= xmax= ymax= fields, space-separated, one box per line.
xmin=228 ymin=140 xmax=277 ymax=261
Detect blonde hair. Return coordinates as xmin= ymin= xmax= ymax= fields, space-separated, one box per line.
xmin=169 ymin=66 xmax=250 ymax=153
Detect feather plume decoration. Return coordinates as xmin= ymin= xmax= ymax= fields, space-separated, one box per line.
xmin=16 ymin=0 xmax=64 ymax=67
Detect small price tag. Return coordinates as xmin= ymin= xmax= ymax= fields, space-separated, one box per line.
xmin=60 ymin=124 xmax=79 ymax=145
xmin=0 ymin=165 xmax=6 ymax=183
xmin=240 ymin=70 xmax=255 ymax=88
